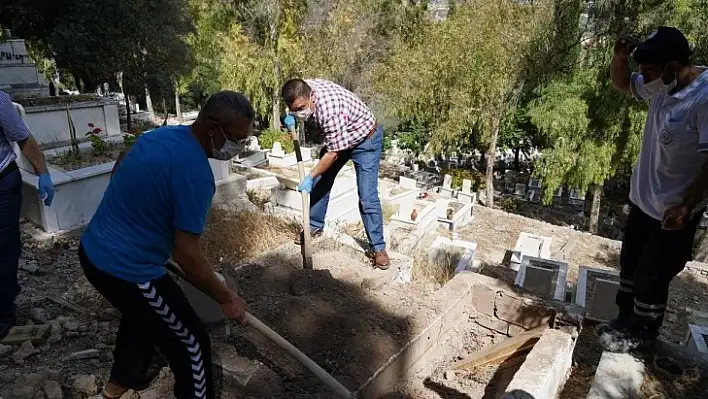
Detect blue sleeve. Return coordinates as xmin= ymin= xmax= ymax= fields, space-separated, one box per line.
xmin=172 ymin=175 xmax=215 ymax=235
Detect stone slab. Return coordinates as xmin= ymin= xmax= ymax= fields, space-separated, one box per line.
xmin=587 ymin=352 xmax=644 ymax=399
xmin=176 ymin=272 xmax=226 ymax=324
xmin=399 ymin=176 xmax=417 ymax=190
xmin=514 ymin=257 xmax=568 ymax=301
xmin=0 ymin=324 xmax=50 ymax=345
xmin=439 ymin=186 xmax=456 ymax=198
xmin=503 ymin=329 xmax=575 ymax=399
xmin=575 ymin=266 xmax=621 ymax=322
xmin=588 ymin=278 xmax=620 ymax=322
xmin=685 ymin=324 xmax=708 ymax=356
xmin=212 ymin=342 xmax=284 ymax=397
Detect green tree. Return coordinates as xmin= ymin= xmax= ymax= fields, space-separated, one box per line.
xmin=377 ymin=0 xmax=553 ymax=206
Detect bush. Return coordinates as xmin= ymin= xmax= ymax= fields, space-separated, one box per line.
xmin=258 ymin=129 xmax=294 ymax=154
xmin=442 ymin=168 xmax=486 ymax=191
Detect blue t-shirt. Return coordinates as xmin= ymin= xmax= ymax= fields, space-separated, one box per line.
xmin=81 ymin=125 xmax=215 ymax=283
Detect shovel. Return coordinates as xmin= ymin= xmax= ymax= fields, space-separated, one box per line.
xmin=164 ymin=260 xmax=353 ymax=398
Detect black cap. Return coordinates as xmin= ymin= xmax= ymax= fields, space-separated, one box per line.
xmin=633 ymin=26 xmax=692 ymax=66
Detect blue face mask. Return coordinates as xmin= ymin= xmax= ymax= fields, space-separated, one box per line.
xmin=211 ymin=128 xmax=247 ymax=160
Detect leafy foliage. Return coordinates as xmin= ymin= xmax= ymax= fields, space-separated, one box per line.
xmin=258 ymin=129 xmax=295 ymax=153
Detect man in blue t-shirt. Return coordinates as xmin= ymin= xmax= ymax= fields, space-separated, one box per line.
xmin=79 ymin=91 xmax=254 ymax=399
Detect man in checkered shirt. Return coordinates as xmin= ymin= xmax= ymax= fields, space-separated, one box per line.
xmin=0 ymin=90 xmax=54 ymax=341
xmin=281 ymin=78 xmax=389 ymax=268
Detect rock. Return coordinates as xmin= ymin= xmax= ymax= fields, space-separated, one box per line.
xmin=29 ymin=308 xmax=50 ymax=324
xmin=71 ymin=375 xmax=98 ymax=396
xmin=444 ymin=370 xmax=455 ymax=380
xmin=12 ymin=341 xmax=38 ymax=364
xmin=0 ymin=344 xmax=12 ymax=358
xmin=65 ymin=349 xmax=99 ymax=360
xmin=61 ymin=318 xmax=79 ymax=332
xmin=10 ymin=384 xmax=36 ymax=399
xmin=98 ymin=308 xmax=119 ymax=321
xmin=361 ymin=276 xmax=387 ymax=291
xmin=18 ymin=259 xmax=39 ymax=274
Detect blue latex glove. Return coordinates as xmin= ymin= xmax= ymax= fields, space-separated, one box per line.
xmin=38 ymin=173 xmax=55 ymax=206
xmin=297 ymin=175 xmax=316 ymax=193
xmin=283 ymin=114 xmax=296 ymax=130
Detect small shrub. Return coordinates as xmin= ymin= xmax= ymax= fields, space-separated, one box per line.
xmin=258 ymin=129 xmax=294 ymax=153
xmin=246 ymin=189 xmax=270 ymax=210
xmin=500 ymin=196 xmax=519 ymax=211
xmin=85 ymin=123 xmax=108 ymax=156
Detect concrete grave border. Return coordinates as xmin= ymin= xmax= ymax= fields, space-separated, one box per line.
xmin=685 ymin=324 xmax=708 ymax=357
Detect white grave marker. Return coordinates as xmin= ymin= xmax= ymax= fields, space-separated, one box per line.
xmin=443 ymin=174 xmax=453 ymax=189
xmin=461 ymin=179 xmax=472 ymax=194
xmin=509 ymin=232 xmax=552 ymax=268
xmin=399 ymin=176 xmax=418 ymax=190
xmin=271 ymin=141 xmax=284 ymax=156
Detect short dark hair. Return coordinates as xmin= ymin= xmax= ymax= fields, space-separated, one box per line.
xmin=281 ymin=79 xmax=311 ymax=105
xmin=199 ymin=90 xmax=255 ymax=126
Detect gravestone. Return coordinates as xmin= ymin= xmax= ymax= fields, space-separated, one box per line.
xmin=514 ymin=183 xmax=526 ymax=197
xmin=246 ymin=136 xmax=260 ymax=151
xmin=271 ymin=142 xmax=284 ymax=156
xmin=0 ymin=32 xmax=50 ymax=99
xmin=443 ymin=174 xmax=452 ymax=188
xmin=412 ymin=164 xmax=420 ymax=172
xmin=509 ymin=232 xmax=552 ymax=269
xmin=587 ymin=278 xmax=620 ymax=322
xmin=522 ymin=265 xmax=555 ymax=299
xmin=399 ymin=176 xmax=418 ymax=190
xmin=574 ymin=266 xmax=621 ymax=322
xmin=514 ymin=256 xmax=567 ymax=300
xmin=461 ymin=179 xmax=472 ymax=194
xmin=399 ymin=200 xmax=414 ymax=221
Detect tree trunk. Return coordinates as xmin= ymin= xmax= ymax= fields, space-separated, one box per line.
xmin=589 ymin=184 xmax=602 ymax=234
xmin=162 ymin=98 xmax=168 ymax=126
xmin=269 ymin=19 xmax=281 ymax=130
xmin=125 ymin=95 xmax=132 ymax=132
xmin=514 ymin=147 xmax=520 ymax=170
xmin=485 ymin=117 xmax=501 ymax=207
xmin=174 ymin=82 xmax=183 ymax=123
xmin=145 ymin=84 xmax=155 ymax=121
xmin=117 ymin=72 xmax=131 ymax=132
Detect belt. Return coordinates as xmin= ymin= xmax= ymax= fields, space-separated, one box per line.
xmin=366 ymin=123 xmax=379 ymax=139
xmin=0 ymin=161 xmax=18 ymax=179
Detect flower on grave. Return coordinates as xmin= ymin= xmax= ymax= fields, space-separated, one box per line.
xmin=92 ymin=127 xmax=102 ymax=134
xmin=88 ymin=123 xmax=95 ymax=128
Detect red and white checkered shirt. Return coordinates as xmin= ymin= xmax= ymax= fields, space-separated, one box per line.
xmin=305 ymin=79 xmax=376 ymax=152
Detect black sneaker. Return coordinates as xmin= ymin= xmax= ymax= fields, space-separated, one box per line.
xmin=293 ymin=229 xmax=322 ymax=245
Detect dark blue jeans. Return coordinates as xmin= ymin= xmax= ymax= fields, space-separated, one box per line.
xmin=310 ymin=126 xmax=386 ymax=251
xmin=0 ymin=162 xmax=22 ymax=325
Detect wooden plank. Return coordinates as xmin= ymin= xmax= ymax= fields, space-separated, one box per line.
xmin=0 ymin=324 xmax=51 ymax=345
xmin=451 ymin=327 xmax=546 ymax=370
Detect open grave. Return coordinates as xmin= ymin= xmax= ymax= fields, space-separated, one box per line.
xmin=184 ymin=231 xmax=588 ymax=398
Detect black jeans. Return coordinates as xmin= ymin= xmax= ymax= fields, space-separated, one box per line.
xmin=0 ymin=162 xmax=22 ymax=325
xmin=616 ymin=204 xmax=701 ymax=336
xmin=79 ymin=245 xmax=214 ymax=398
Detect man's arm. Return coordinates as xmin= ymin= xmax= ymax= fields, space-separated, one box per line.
xmin=173 ymin=230 xmax=233 ymax=304
xmin=17 ymin=135 xmax=48 ymax=174
xmin=611 ymin=40 xmax=633 ymax=93
xmin=310 ymin=151 xmax=338 ymax=179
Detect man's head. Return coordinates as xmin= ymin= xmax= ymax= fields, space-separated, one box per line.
xmin=281 ymin=79 xmax=314 ymax=119
xmin=633 ymin=26 xmax=693 ymax=89
xmin=194 ymin=91 xmax=255 ymax=160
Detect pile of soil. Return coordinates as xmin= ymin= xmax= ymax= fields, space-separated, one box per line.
xmin=221 ymin=244 xmax=440 ymax=398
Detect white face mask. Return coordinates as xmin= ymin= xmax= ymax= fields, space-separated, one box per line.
xmin=644 ymin=75 xmax=677 ymax=95
xmin=211 ymin=129 xmax=247 ymax=160
xmin=294 ymin=108 xmax=312 ymax=120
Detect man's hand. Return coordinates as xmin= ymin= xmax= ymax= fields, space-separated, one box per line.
xmin=38 ymin=173 xmax=54 ymax=206
xmin=614 ymin=37 xmax=637 ymax=58
xmin=283 ymin=114 xmax=296 ymax=130
xmin=297 ymin=175 xmax=315 ymax=193
xmin=663 ymin=201 xmax=693 ymax=230
xmin=221 ymin=292 xmax=248 ymax=325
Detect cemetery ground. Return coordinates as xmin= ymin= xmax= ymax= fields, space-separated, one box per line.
xmin=3 ymin=196 xmax=708 ymax=397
